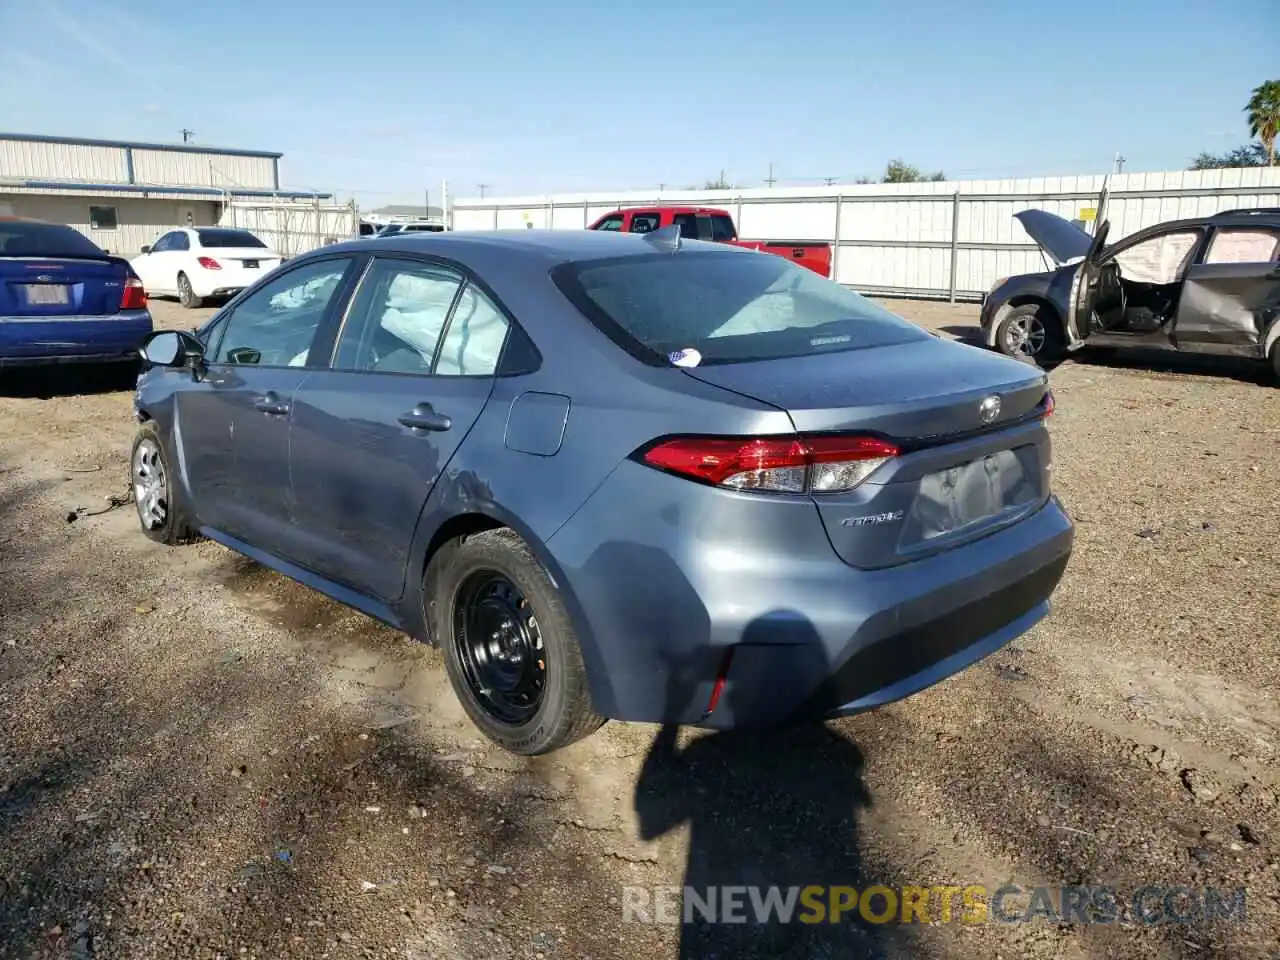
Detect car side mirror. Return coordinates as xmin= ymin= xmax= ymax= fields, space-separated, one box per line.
xmin=140 ymin=245 xmax=152 ymax=254
xmin=140 ymin=330 xmax=205 ymax=373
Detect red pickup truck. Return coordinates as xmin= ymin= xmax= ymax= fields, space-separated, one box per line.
xmin=587 ymin=206 xmax=832 ymax=278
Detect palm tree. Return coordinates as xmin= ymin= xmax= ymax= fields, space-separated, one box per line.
xmin=1245 ymin=80 xmax=1280 ymax=165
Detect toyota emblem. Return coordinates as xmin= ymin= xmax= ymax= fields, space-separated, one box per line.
xmin=978 ymin=395 xmax=1001 ymax=424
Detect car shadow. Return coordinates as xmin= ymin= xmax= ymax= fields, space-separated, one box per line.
xmin=633 ymin=614 xmax=901 ymax=960
xmin=938 ymin=324 xmax=985 ymax=346
xmin=1068 ymin=346 xmax=1271 ymax=385
xmin=0 ymin=362 xmax=139 ymax=399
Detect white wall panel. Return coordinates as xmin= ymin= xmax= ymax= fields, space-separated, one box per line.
xmin=452 ymin=167 xmax=1280 ymax=298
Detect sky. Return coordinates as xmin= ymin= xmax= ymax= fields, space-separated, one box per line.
xmin=1 ymin=0 xmax=1276 ymax=206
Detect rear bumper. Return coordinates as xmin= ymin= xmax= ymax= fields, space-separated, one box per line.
xmin=546 ymin=460 xmax=1074 ymax=727
xmin=0 ymin=310 xmax=152 ymax=366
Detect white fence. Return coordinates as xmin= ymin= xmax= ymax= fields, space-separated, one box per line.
xmin=452 ymin=168 xmax=1280 ymax=301
xmin=220 ymin=199 xmax=359 ymax=258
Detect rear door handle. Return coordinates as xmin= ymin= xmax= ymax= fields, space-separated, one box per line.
xmin=253 ymin=391 xmax=290 ymax=416
xmin=398 ymin=403 xmax=452 ymax=432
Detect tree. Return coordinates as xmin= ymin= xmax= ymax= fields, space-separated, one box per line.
xmin=881 ymin=158 xmax=946 ymax=183
xmin=1245 ymin=79 xmax=1280 ymax=166
xmin=1189 ymin=142 xmax=1268 ymax=169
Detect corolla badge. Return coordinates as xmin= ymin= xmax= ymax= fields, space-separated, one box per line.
xmin=978 ymin=395 xmax=1001 ymax=424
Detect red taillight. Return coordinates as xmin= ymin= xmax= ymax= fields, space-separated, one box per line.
xmin=197 ymin=256 xmax=221 ymax=270
xmin=119 ymin=276 xmax=147 ymax=311
xmin=1041 ymin=390 xmax=1055 ymax=418
xmin=641 ymin=434 xmax=899 ymax=494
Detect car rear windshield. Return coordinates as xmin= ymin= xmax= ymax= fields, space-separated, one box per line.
xmin=197 ymin=228 xmax=267 ymax=248
xmin=0 ymin=221 xmax=105 ymax=258
xmin=552 ymin=250 xmax=929 ymax=365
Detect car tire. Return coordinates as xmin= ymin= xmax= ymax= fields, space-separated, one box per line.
xmin=428 ymin=528 xmax=604 ymax=756
xmin=130 ymin=422 xmax=197 ymax=545
xmin=177 ymin=272 xmax=203 ymax=309
xmin=1269 ymin=343 xmax=1280 ymax=385
xmin=996 ymin=304 xmax=1064 ymax=367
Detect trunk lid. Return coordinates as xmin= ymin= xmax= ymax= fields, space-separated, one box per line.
xmin=0 ymin=256 xmax=131 ymax=316
xmin=683 ymin=337 xmax=1053 ymax=568
xmin=202 ymin=248 xmax=282 ymax=269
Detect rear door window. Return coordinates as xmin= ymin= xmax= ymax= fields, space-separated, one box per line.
xmin=332 ymin=258 xmax=464 ymax=374
xmin=1204 ymin=228 xmax=1280 ymax=264
xmin=552 ymin=250 xmax=927 ymax=365
xmin=709 ymin=215 xmax=736 ymax=241
xmin=628 ymin=212 xmax=661 ymax=234
xmin=436 ymin=284 xmax=511 ymax=376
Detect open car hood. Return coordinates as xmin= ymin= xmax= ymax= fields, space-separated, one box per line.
xmin=1014 ymin=210 xmax=1094 ymax=266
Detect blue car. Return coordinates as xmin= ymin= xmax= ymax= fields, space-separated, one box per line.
xmin=131 ymin=227 xmax=1073 ymax=755
xmin=0 ymin=217 xmax=152 ymax=369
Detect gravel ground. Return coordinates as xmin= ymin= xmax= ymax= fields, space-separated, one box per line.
xmin=1 ymin=297 xmax=1277 ymax=960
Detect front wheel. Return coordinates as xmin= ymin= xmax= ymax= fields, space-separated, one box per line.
xmin=131 ymin=423 xmax=196 ymax=545
xmin=996 ymin=304 xmax=1064 ymax=367
xmin=428 ymin=529 xmax=604 ymax=755
xmin=177 ymin=272 xmax=203 ymax=309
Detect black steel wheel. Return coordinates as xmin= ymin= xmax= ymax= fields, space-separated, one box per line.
xmin=453 ymin=572 xmax=546 ymax=725
xmin=428 ymin=528 xmax=604 ymax=755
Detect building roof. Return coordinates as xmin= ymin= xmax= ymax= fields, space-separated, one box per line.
xmin=1 ymin=180 xmax=331 ymax=201
xmin=0 ymin=131 xmax=283 ymax=160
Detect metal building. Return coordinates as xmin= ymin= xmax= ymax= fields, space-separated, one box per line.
xmin=0 ymin=132 xmax=336 ymax=255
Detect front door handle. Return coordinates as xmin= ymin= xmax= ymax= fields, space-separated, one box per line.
xmin=398 ymin=403 xmax=452 ymax=432
xmin=253 ymin=391 xmax=290 ymax=416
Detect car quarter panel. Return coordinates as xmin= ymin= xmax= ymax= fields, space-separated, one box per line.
xmin=543 ymin=455 xmax=1073 ymax=724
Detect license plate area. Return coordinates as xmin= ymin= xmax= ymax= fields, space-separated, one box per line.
xmin=900 ymin=446 xmax=1038 ymax=544
xmin=242 ymin=260 xmax=259 ymax=269
xmin=22 ymin=284 xmax=71 ymax=305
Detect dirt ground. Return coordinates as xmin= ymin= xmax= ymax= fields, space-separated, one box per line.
xmin=1 ymin=296 xmax=1278 ymax=960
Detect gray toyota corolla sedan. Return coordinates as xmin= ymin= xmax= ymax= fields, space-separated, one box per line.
xmin=131 ymin=227 xmax=1073 ymax=755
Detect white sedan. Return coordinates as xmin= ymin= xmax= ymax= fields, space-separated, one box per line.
xmin=131 ymin=227 xmax=284 ymax=308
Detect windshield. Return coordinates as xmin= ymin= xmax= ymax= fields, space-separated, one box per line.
xmin=197 ymin=228 xmax=267 ymax=249
xmin=553 ymin=250 xmax=928 ymax=365
xmin=0 ymin=221 xmax=105 ymax=258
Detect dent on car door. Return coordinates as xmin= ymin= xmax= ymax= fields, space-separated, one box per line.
xmin=288 ymin=257 xmax=509 ymax=601
xmin=176 ymin=256 xmax=359 ymax=553
xmin=1174 ymin=227 xmax=1280 ymax=355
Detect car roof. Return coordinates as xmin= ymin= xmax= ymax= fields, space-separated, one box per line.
xmin=314 ymin=229 xmax=744 ymax=267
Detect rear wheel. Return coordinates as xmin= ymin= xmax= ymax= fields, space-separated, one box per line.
xmin=428 ymin=528 xmax=603 ymax=755
xmin=177 ymin=272 xmax=203 ymax=309
xmin=1269 ymin=342 xmax=1280 ymax=385
xmin=996 ymin=304 xmax=1064 ymax=367
xmin=131 ymin=423 xmax=196 ymax=545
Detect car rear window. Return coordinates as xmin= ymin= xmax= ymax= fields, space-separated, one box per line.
xmin=552 ymin=250 xmax=928 ymax=365
xmin=0 ymin=221 xmax=105 ymax=258
xmin=197 ymin=228 xmax=267 ymax=248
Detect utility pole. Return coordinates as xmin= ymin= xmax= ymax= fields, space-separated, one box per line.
xmin=1113 ymin=151 xmax=1126 ymax=174
xmin=764 ymin=163 xmax=776 ymax=188
xmin=477 ymin=183 xmax=489 ymax=199
xmin=180 ymin=128 xmax=194 ymax=143
xmin=424 ymin=188 xmax=430 ymax=217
